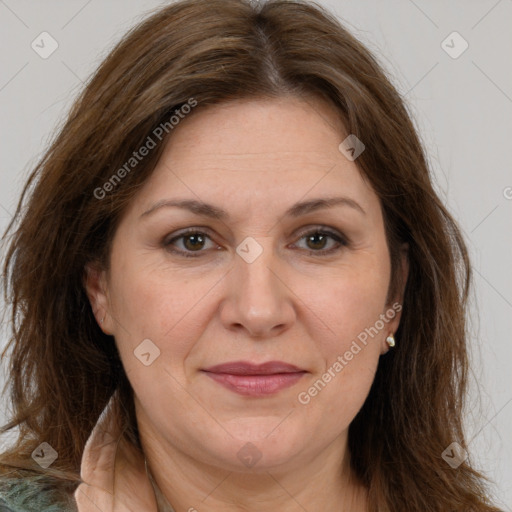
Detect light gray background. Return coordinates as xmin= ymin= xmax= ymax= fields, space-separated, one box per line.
xmin=0 ymin=0 xmax=511 ymax=508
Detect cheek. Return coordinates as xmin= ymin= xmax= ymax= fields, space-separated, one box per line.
xmin=312 ymin=359 xmax=378 ymax=434
xmin=293 ymin=257 xmax=389 ymax=412
xmin=297 ymin=282 xmax=385 ymax=430
xmin=109 ymin=245 xmax=204 ymax=333
xmin=107 ymin=254 xmax=220 ymax=380
xmin=301 ymin=272 xmax=390 ymax=425
xmin=299 ymin=259 xmax=390 ymax=351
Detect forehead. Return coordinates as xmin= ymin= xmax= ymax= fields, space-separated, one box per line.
xmin=128 ymin=97 xmax=379 ymax=219
xmin=163 ymin=95 xmax=346 ymax=161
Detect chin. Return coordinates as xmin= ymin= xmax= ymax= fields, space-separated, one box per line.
xmin=198 ymin=422 xmax=308 ymax=472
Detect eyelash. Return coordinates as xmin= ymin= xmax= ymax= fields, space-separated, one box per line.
xmin=163 ymin=226 xmax=348 ymax=258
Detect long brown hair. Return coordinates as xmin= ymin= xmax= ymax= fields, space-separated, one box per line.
xmin=0 ymin=0 xmax=501 ymax=510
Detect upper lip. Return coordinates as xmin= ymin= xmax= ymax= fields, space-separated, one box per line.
xmin=202 ymin=361 xmax=306 ymax=375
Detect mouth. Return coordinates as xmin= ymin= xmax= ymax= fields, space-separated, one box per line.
xmin=201 ymin=360 xmax=308 ymax=397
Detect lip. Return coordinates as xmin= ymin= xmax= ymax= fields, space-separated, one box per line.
xmin=201 ymin=360 xmax=307 ymax=397
xmin=203 ymin=360 xmax=305 ymax=375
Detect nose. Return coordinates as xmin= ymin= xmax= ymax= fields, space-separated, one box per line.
xmin=219 ymin=237 xmax=296 ymax=339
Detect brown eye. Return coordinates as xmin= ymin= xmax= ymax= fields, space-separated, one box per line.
xmin=294 ymin=228 xmax=347 ymax=255
xmin=164 ymin=227 xmax=347 ymax=258
xmin=164 ymin=229 xmax=217 ymax=257
xmin=305 ymin=232 xmax=329 ymax=250
xmin=182 ymin=233 xmax=206 ymax=251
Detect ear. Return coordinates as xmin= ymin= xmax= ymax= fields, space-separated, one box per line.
xmin=382 ymin=243 xmax=409 ymax=352
xmin=83 ymin=262 xmax=112 ymax=334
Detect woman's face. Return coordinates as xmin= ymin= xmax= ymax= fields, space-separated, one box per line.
xmin=86 ymin=96 xmax=405 ymax=473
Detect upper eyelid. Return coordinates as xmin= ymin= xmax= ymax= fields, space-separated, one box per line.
xmin=167 ymin=225 xmax=344 ymax=239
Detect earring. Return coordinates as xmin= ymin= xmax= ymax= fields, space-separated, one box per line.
xmin=100 ymin=314 xmax=106 ymax=325
xmin=386 ymin=334 xmax=395 ymax=348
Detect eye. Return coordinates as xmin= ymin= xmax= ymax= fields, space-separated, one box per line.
xmin=292 ymin=227 xmax=348 ymax=255
xmin=163 ymin=226 xmax=348 ymax=258
xmin=163 ymin=229 xmax=218 ymax=258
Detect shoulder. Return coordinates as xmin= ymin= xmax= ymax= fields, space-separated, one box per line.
xmin=0 ymin=474 xmax=77 ymax=512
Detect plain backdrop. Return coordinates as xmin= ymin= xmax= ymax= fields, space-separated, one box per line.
xmin=0 ymin=0 xmax=511 ymax=508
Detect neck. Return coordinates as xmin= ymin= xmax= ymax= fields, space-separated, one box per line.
xmin=146 ymin=461 xmax=176 ymax=512
xmin=142 ymin=435 xmax=368 ymax=512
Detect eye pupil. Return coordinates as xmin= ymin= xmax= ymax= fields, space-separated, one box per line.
xmin=307 ymin=233 xmax=327 ymax=250
xmin=184 ymin=233 xmax=205 ymax=251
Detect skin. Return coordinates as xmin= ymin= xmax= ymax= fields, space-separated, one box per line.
xmin=85 ymin=95 xmax=408 ymax=512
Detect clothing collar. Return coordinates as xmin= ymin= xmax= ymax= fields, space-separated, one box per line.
xmin=74 ymin=397 xmax=173 ymax=511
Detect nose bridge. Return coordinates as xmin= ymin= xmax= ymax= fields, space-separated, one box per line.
xmin=222 ymin=235 xmax=294 ymax=336
xmin=240 ymin=235 xmax=275 ymax=284
xmin=235 ymin=235 xmax=280 ymax=308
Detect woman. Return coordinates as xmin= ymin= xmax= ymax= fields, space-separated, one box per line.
xmin=0 ymin=0 xmax=502 ymax=510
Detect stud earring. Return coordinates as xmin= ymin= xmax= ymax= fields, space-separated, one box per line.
xmin=386 ymin=334 xmax=395 ymax=348
xmin=100 ymin=314 xmax=106 ymax=325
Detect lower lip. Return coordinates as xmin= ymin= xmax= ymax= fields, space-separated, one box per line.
xmin=203 ymin=371 xmax=306 ymax=396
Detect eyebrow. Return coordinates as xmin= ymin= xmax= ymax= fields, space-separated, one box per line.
xmin=140 ymin=196 xmax=366 ymax=220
